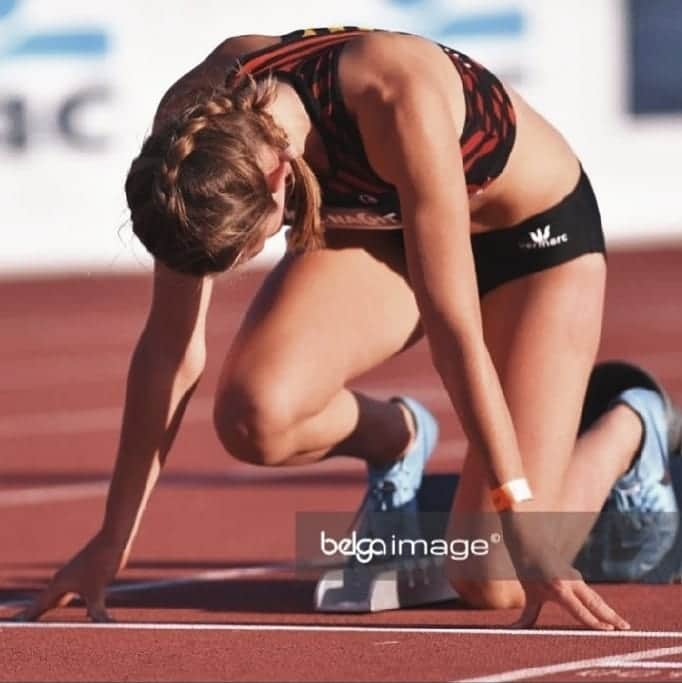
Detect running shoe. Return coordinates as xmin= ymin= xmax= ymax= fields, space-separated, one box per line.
xmin=353 ymin=396 xmax=439 ymax=563
xmin=575 ymin=361 xmax=682 ymax=581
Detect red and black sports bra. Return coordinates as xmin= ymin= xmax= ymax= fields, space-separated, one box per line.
xmin=231 ymin=27 xmax=516 ymax=227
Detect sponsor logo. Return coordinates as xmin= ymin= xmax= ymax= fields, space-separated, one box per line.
xmin=322 ymin=208 xmax=402 ymax=229
xmin=358 ymin=193 xmax=379 ymax=205
xmin=519 ymin=224 xmax=568 ymax=250
xmin=0 ymin=0 xmax=108 ymax=60
xmin=1 ymin=0 xmax=111 ymax=152
xmin=387 ymin=0 xmax=524 ymax=40
xmin=386 ymin=1 xmax=526 ymax=83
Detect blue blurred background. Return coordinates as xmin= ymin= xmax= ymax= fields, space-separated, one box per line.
xmin=2 ymin=0 xmax=681 ymax=275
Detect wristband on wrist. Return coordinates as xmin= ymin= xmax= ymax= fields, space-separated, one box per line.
xmin=490 ymin=478 xmax=533 ymax=511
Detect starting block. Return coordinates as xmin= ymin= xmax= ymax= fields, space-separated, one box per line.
xmin=315 ymin=473 xmax=461 ymax=612
xmin=315 ymin=557 xmax=457 ymax=612
xmin=315 ymin=440 xmax=682 ymax=612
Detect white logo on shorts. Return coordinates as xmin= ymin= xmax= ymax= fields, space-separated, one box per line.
xmin=519 ymin=225 xmax=568 ymax=250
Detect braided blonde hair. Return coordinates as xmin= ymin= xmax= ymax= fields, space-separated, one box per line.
xmin=125 ymin=74 xmax=323 ymax=275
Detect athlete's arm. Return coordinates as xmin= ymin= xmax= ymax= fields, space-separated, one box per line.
xmin=100 ymin=262 xmax=213 ymax=551
xmin=343 ymin=34 xmax=627 ymax=631
xmin=13 ymin=263 xmax=213 ymax=622
xmin=343 ymin=33 xmax=523 ymax=490
xmin=103 ymin=33 xmax=261 ymax=545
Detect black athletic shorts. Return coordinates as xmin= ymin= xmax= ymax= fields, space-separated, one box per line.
xmin=472 ymin=166 xmax=606 ymax=298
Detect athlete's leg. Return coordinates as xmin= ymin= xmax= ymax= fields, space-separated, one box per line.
xmin=213 ymin=229 xmax=423 ymax=467
xmin=568 ymin=364 xmax=682 ymax=583
xmin=553 ymin=403 xmax=642 ymax=561
xmin=448 ymin=252 xmax=607 ymax=608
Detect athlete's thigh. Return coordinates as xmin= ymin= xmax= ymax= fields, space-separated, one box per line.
xmin=218 ymin=229 xmax=422 ymax=414
xmin=453 ymin=252 xmax=607 ymax=515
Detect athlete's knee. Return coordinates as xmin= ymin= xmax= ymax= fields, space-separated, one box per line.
xmin=450 ymin=578 xmax=525 ymax=610
xmin=213 ymin=379 xmax=298 ymax=466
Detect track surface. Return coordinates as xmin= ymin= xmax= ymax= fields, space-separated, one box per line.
xmin=1 ymin=246 xmax=681 ymax=682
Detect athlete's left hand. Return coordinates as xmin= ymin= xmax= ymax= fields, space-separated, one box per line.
xmin=502 ymin=512 xmax=630 ymax=630
xmin=514 ymin=568 xmax=630 ymax=630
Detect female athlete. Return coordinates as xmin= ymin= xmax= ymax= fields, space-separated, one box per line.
xmin=13 ymin=27 xmax=681 ymax=628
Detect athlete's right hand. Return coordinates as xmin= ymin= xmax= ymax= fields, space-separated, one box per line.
xmin=10 ymin=531 xmax=124 ymax=623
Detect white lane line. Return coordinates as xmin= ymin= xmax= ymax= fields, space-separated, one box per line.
xmin=1 ymin=370 xmax=677 ymax=441
xmin=0 ymin=446 xmax=464 ymax=509
xmin=0 ymin=407 xmax=125 ymax=437
xmin=0 ymin=439 xmax=466 ymax=508
xmin=603 ymin=661 xmax=682 ymax=669
xmin=0 ymin=397 xmax=214 ymax=438
xmin=0 ymin=469 xmax=330 ymax=507
xmin=0 ymin=386 xmax=451 ymax=440
xmin=456 ymin=646 xmax=682 ymax=683
xmin=0 ymin=482 xmax=108 ymax=506
xmin=1 ymin=354 xmax=129 ymax=391
xmin=0 ymin=563 xmax=299 ymax=610
xmin=638 ymin=351 xmax=682 ymax=373
xmin=104 ymin=565 xmax=295 ymax=594
xmin=0 ymin=621 xmax=680 ymax=639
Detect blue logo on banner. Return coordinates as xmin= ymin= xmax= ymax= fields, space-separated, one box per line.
xmin=388 ymin=0 xmax=524 ymax=39
xmin=0 ymin=0 xmax=108 ymax=59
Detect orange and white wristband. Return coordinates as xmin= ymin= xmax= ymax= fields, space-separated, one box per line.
xmin=490 ymin=478 xmax=533 ymax=512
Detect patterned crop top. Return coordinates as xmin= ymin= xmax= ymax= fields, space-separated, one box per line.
xmin=231 ymin=27 xmax=516 ymax=228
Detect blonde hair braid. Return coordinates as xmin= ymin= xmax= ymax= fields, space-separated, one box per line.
xmin=125 ymin=73 xmax=323 ymax=275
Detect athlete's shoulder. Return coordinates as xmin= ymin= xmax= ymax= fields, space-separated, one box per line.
xmin=343 ymin=30 xmax=439 ymax=68
xmin=210 ymin=34 xmax=280 ymax=61
xmin=340 ymin=30 xmax=455 ymax=101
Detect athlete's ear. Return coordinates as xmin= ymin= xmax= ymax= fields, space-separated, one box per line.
xmin=265 ymin=158 xmax=292 ymax=197
xmin=280 ymin=144 xmax=297 ymax=162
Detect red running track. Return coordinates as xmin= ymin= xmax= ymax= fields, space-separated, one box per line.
xmin=1 ymin=245 xmax=681 ymax=682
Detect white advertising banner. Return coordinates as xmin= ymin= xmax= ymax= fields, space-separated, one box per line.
xmin=2 ymin=0 xmax=681 ymax=275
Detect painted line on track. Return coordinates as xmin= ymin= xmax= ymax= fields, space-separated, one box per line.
xmin=0 ymin=437 xmax=465 ymax=507
xmin=0 ymin=563 xmax=300 ymax=610
xmin=0 ymin=397 xmax=214 ymax=438
xmin=457 ymin=645 xmax=682 ymax=682
xmin=0 ymin=481 xmax=108 ymax=506
xmin=0 ymin=622 xmax=681 ymax=640
xmin=602 ymin=661 xmax=682 ymax=668
xmin=0 ymin=387 xmax=451 ymax=439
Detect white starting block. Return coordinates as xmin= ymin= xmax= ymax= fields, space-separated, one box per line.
xmin=315 ymin=558 xmax=458 ymax=613
xmin=314 ymin=473 xmax=461 ymax=612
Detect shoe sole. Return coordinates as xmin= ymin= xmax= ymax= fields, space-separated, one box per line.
xmin=580 ymin=360 xmax=682 ymax=457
